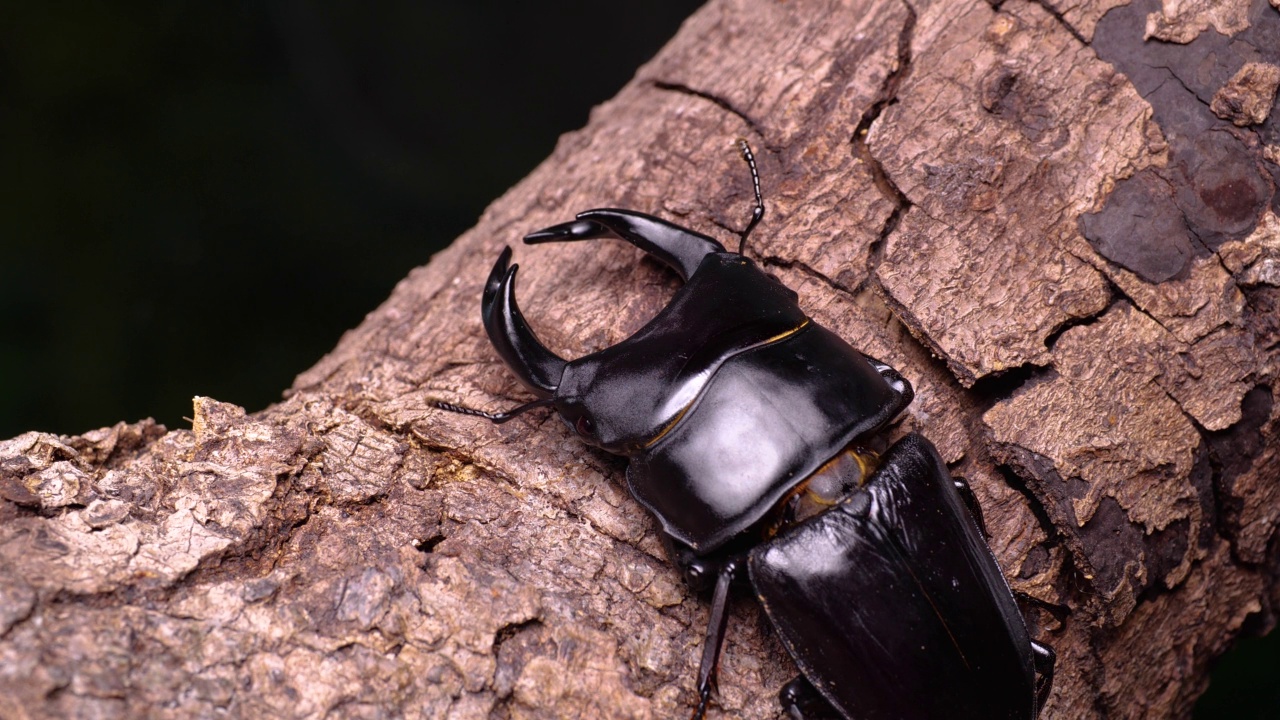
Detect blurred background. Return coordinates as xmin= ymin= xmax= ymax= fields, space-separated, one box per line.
xmin=0 ymin=2 xmax=1273 ymax=717
xmin=0 ymin=1 xmax=700 ymax=439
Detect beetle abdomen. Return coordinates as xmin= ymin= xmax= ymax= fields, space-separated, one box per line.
xmin=626 ymin=323 xmax=911 ymax=552
xmin=748 ymin=433 xmax=1038 ymax=720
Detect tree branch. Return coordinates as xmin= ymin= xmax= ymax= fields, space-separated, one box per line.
xmin=3 ymin=0 xmax=1279 ymax=718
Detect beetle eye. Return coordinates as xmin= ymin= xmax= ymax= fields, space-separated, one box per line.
xmin=575 ymin=415 xmax=595 ymax=437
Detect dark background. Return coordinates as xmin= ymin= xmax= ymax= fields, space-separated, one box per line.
xmin=0 ymin=2 xmax=1273 ymax=716
xmin=0 ymin=1 xmax=702 ymax=440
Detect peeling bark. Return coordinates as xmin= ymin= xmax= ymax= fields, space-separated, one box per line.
xmin=3 ymin=0 xmax=1280 ymax=718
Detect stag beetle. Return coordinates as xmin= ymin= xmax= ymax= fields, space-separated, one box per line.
xmin=437 ymin=142 xmax=1055 ymax=719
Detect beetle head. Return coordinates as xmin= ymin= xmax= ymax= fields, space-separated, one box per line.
xmin=483 ymin=250 xmax=657 ymax=453
xmin=484 ymin=246 xmax=645 ymax=452
xmin=482 ymin=210 xmax=739 ymax=454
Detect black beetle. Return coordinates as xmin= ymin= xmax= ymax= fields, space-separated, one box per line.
xmin=438 ymin=142 xmax=1055 ymax=719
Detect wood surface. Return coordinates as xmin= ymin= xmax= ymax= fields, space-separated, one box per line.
xmin=3 ymin=0 xmax=1279 ymax=718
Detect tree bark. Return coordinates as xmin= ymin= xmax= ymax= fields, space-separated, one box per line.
xmin=3 ymin=0 xmax=1280 ymax=718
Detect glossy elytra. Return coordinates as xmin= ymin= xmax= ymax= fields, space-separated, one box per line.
xmin=437 ymin=141 xmax=1055 ymax=719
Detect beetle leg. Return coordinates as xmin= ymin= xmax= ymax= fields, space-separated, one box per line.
xmin=525 ymin=209 xmax=724 ymax=282
xmin=690 ymin=557 xmax=744 ymax=720
xmin=1031 ymin=640 xmax=1056 ymax=711
xmin=951 ymin=474 xmax=989 ymax=539
xmin=779 ymin=675 xmax=842 ymax=719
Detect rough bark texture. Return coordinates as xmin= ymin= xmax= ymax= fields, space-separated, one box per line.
xmin=3 ymin=0 xmax=1280 ymax=718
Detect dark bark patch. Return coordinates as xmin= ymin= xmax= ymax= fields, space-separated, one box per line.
xmin=0 ymin=474 xmax=41 ymax=507
xmin=1087 ymin=0 xmax=1279 ymax=275
xmin=1094 ymin=0 xmax=1280 ymax=129
xmin=1170 ymin=130 xmax=1274 ymax=249
xmin=1019 ymin=543 xmax=1051 ymax=579
xmin=1077 ymin=496 xmax=1145 ymax=597
xmin=979 ymin=67 xmax=1019 ymax=113
xmin=1079 ymin=169 xmax=1193 ymax=282
xmin=1205 ymin=384 xmax=1275 ymax=562
xmin=1144 ymin=517 xmax=1190 ymax=590
xmin=1208 ymin=384 xmax=1273 ymax=491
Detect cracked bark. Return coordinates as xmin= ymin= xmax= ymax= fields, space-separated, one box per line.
xmin=3 ymin=1 xmax=1280 ymax=718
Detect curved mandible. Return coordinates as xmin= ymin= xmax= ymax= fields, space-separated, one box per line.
xmin=524 ymin=209 xmax=725 ymax=281
xmin=481 ymin=247 xmax=567 ymax=398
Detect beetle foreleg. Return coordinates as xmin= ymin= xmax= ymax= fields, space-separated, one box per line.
xmin=1031 ymin=640 xmax=1056 ymax=712
xmin=690 ymin=557 xmax=744 ymax=720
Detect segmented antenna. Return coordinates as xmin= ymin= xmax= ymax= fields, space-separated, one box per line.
xmin=432 ymin=397 xmax=554 ymax=424
xmin=736 ymin=139 xmax=765 ymax=255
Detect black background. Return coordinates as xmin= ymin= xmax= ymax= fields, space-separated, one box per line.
xmin=0 ymin=2 xmax=1272 ymax=716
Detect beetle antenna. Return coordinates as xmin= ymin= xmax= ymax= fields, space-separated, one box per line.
xmin=433 ymin=397 xmax=554 ymax=424
xmin=736 ymin=138 xmax=765 ymax=256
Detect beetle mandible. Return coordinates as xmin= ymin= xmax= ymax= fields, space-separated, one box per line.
xmin=437 ymin=141 xmax=1055 ymax=719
